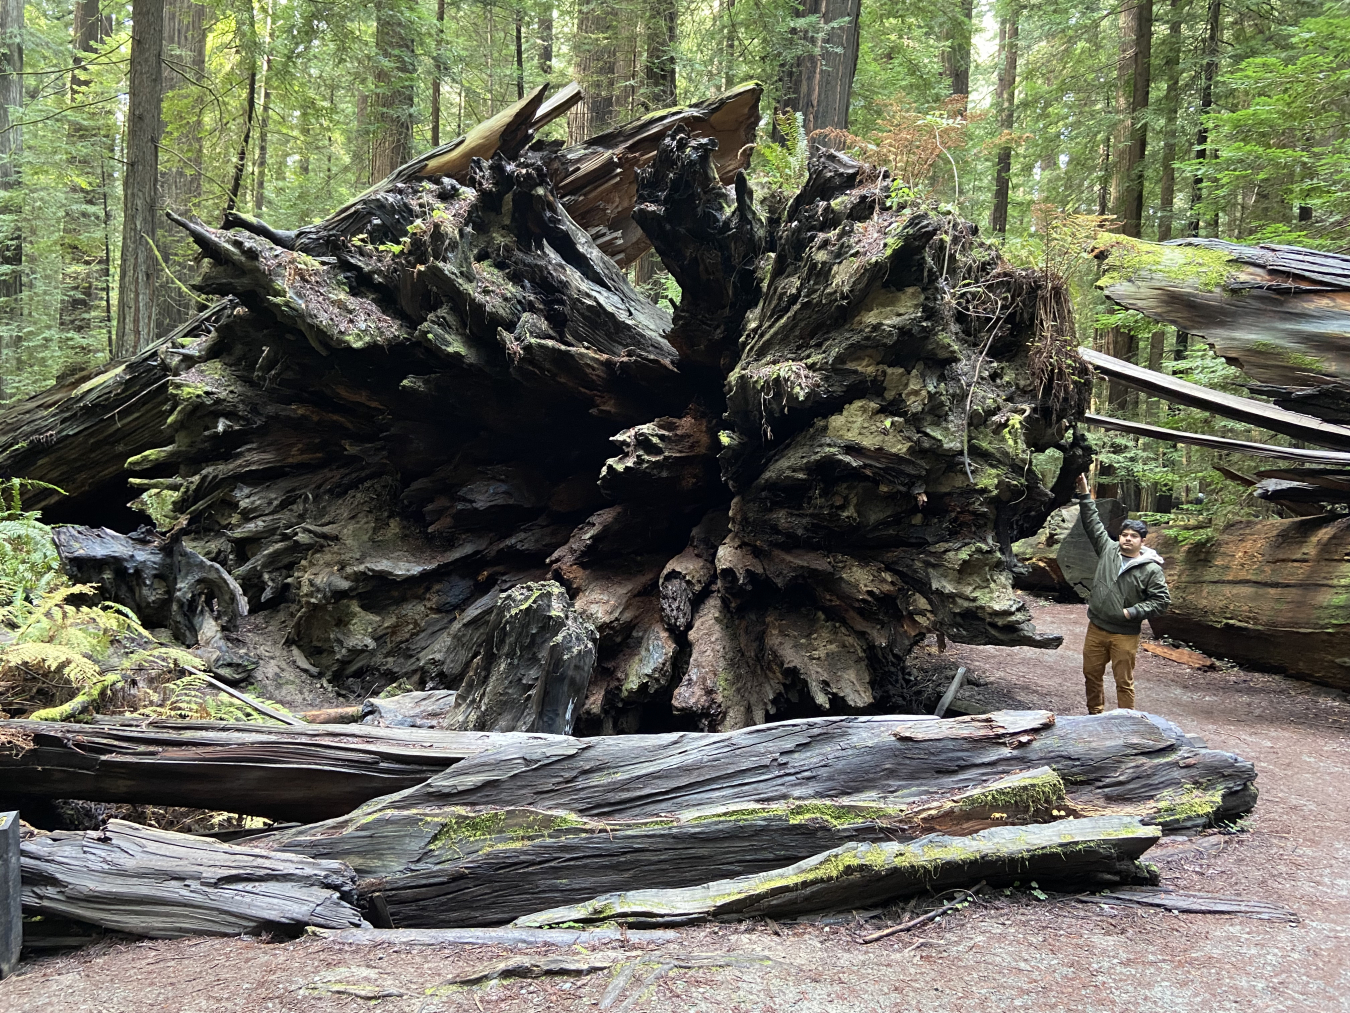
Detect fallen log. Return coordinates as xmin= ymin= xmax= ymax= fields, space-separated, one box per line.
xmin=1096 ymin=235 xmax=1350 ymax=388
xmin=1148 ymin=516 xmax=1350 ymax=689
xmin=0 ymin=718 xmax=554 ymax=822
xmin=19 ymin=819 xmax=363 ymax=938
xmin=511 ymin=815 xmax=1160 ymax=927
xmin=271 ymin=765 xmax=1091 ymax=927
xmin=254 ymin=711 xmax=1254 ymax=926
xmin=270 ymin=710 xmax=1254 ymax=829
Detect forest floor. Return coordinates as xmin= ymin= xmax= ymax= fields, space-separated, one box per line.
xmin=3 ymin=598 xmax=1349 ymax=1013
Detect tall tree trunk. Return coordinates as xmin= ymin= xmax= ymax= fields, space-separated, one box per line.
xmin=371 ymin=2 xmax=416 ymax=181
xmin=114 ymin=0 xmax=164 ymax=359
xmin=1188 ymin=0 xmax=1221 ymax=237
xmin=1113 ymin=0 xmax=1152 ymax=239
xmin=944 ymin=0 xmax=974 ymax=112
xmin=777 ymin=0 xmax=861 ymax=141
xmin=989 ymin=4 xmax=1019 ymax=235
xmin=431 ymin=0 xmax=445 ymax=146
xmin=569 ymin=0 xmax=617 ymax=140
xmin=0 ymin=0 xmax=20 ymax=399
xmin=1155 ymin=0 xmax=1183 ymax=241
xmin=537 ymin=10 xmax=553 ymax=77
xmin=645 ymin=0 xmax=678 ymax=109
xmin=514 ymin=10 xmax=524 ymax=100
xmin=60 ymin=0 xmax=108 ymax=345
xmin=250 ymin=0 xmax=273 ymax=214
xmin=156 ymin=0 xmax=205 ymax=338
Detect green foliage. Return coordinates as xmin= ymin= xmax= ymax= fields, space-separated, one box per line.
xmin=0 ymin=477 xmax=66 ymax=599
xmin=752 ymin=111 xmax=809 ymax=194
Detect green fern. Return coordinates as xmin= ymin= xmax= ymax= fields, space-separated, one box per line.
xmin=754 ymin=111 xmax=809 ymax=193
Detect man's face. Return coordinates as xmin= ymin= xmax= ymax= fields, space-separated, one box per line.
xmin=1118 ymin=528 xmax=1143 ymax=555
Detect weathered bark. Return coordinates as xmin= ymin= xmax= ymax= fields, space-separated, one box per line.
xmin=115 ymin=0 xmax=165 ymax=358
xmin=514 ymin=815 xmax=1161 ymax=928
xmin=20 ymin=819 xmax=362 ymax=938
xmin=989 ymin=4 xmax=1019 ymax=235
xmin=444 ymin=581 xmax=598 ymax=734
xmin=1148 ymin=516 xmax=1350 ymax=689
xmin=0 ymin=718 xmax=542 ymax=822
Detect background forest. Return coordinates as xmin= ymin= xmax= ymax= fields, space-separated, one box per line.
xmin=0 ymin=0 xmax=1345 ymax=514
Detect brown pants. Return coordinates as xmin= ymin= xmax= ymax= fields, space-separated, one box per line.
xmin=1082 ymin=622 xmax=1139 ymax=713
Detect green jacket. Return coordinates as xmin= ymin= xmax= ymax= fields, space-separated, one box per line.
xmin=1075 ymin=494 xmax=1171 ymax=636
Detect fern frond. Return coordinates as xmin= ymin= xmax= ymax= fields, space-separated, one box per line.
xmin=0 ymin=641 xmax=103 ymax=685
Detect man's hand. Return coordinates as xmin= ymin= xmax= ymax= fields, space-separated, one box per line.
xmin=1075 ymin=474 xmax=1090 ymax=495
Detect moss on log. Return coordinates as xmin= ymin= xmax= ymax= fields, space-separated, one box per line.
xmin=512 ymin=815 xmax=1161 ymax=927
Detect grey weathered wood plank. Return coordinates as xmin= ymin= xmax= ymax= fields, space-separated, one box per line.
xmin=1 ymin=811 xmax=19 ymax=978
xmin=1080 ymin=349 xmax=1350 ymax=450
xmin=19 ymin=819 xmax=363 ymax=938
xmin=1085 ymin=413 xmax=1350 ymax=465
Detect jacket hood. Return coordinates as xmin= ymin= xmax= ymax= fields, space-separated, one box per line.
xmin=1121 ymin=545 xmax=1164 ymax=570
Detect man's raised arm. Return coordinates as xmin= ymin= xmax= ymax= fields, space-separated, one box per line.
xmin=1074 ymin=474 xmax=1111 ymax=557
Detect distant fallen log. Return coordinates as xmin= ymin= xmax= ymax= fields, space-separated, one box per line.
xmin=1096 ymin=236 xmax=1350 ymax=389
xmin=512 ymin=815 xmax=1160 ymax=927
xmin=0 ymin=718 xmax=552 ymax=822
xmin=1149 ymin=516 xmax=1350 ymax=689
xmin=20 ymin=819 xmax=362 ymax=938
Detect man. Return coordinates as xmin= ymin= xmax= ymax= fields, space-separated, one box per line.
xmin=1073 ymin=474 xmax=1171 ymax=713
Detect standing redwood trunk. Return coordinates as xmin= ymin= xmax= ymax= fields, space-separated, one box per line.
xmin=778 ymin=0 xmax=861 ymax=140
xmin=645 ymin=0 xmax=678 ymax=109
xmin=989 ymin=4 xmax=1019 ymax=235
xmin=371 ymin=2 xmax=416 ymax=181
xmin=944 ymin=0 xmax=973 ymax=111
xmin=250 ymin=0 xmax=273 ymax=214
xmin=1155 ymin=0 xmax=1183 ymax=241
xmin=156 ymin=0 xmax=205 ymax=337
xmin=1188 ymin=0 xmax=1221 ymax=237
xmin=569 ymin=1 xmax=618 ymax=139
xmin=537 ymin=10 xmax=552 ymax=76
xmin=0 ymin=0 xmax=20 ymax=397
xmin=431 ymin=0 xmax=445 ymax=146
xmin=1113 ymin=0 xmax=1152 ymax=239
xmin=60 ymin=0 xmax=109 ymax=345
xmin=115 ymin=0 xmax=164 ymax=359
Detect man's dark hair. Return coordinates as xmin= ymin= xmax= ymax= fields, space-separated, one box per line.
xmin=1120 ymin=518 xmax=1148 ymax=537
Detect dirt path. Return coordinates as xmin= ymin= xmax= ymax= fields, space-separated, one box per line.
xmin=4 ymin=599 xmax=1349 ymax=1013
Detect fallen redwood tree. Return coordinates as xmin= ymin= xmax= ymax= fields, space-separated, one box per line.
xmin=0 ymin=82 xmax=1093 ymax=733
